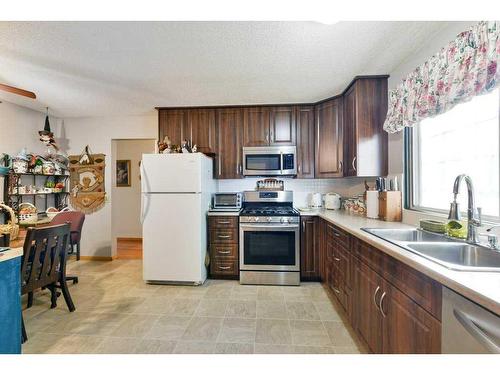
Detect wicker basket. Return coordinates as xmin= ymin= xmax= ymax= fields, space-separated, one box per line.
xmin=18 ymin=202 xmax=38 ymax=225
xmin=0 ymin=203 xmax=20 ymax=240
xmin=45 ymin=207 xmax=60 ymax=220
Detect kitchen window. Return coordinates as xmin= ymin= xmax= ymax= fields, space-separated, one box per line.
xmin=406 ymin=87 xmax=500 ymax=221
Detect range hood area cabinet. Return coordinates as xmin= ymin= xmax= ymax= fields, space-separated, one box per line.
xmin=242 ymin=106 xmax=296 ymax=147
xmin=343 ymin=77 xmax=389 ymax=177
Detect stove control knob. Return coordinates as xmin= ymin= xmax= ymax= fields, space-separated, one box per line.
xmin=280 ymin=217 xmax=288 ymax=224
xmin=254 ymin=217 xmax=259 ymax=222
xmin=266 ymin=217 xmax=272 ymax=222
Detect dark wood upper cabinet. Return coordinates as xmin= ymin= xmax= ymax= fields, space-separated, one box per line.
xmin=300 ymin=216 xmax=320 ymax=281
xmin=242 ymin=107 xmax=272 ymax=147
xmin=296 ymin=106 xmax=315 ymax=178
xmin=270 ymin=106 xmax=296 ymax=145
xmin=189 ymin=109 xmax=216 ymax=154
xmin=315 ymin=98 xmax=343 ymax=178
xmin=343 ymin=77 xmax=388 ymax=177
xmin=158 ymin=109 xmax=189 ymax=146
xmin=216 ymin=108 xmax=243 ymax=179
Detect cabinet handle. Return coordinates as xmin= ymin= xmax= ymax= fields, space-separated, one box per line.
xmin=332 ymin=231 xmax=340 ymax=237
xmin=217 ymin=221 xmax=231 ymax=224
xmin=218 ymin=235 xmax=231 ymax=239
xmin=339 ymin=160 xmax=343 ymax=172
xmin=373 ymin=286 xmax=381 ymax=310
xmin=333 ymin=257 xmax=340 ymax=262
xmin=217 ymin=250 xmax=231 ymax=254
xmin=265 ymin=132 xmax=269 ymax=142
xmin=379 ymin=292 xmax=387 ymax=318
xmin=332 ymin=287 xmax=341 ymax=294
xmin=302 ymin=221 xmax=305 ymax=232
xmin=352 ymin=156 xmax=357 ymax=172
xmin=270 ymin=130 xmax=274 ymax=141
xmin=218 ymin=266 xmax=231 ymax=270
xmin=298 ymin=164 xmax=301 ymax=174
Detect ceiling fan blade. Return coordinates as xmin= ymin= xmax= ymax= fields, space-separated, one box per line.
xmin=0 ymin=83 xmax=36 ymax=99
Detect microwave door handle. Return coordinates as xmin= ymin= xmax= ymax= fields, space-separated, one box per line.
xmin=280 ymin=152 xmax=284 ymax=175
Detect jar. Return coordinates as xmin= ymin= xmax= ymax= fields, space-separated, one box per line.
xmin=12 ymin=157 xmax=28 ymax=174
xmin=42 ymin=160 xmax=55 ymax=175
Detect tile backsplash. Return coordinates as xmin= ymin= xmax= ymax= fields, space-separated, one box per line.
xmin=217 ymin=177 xmax=375 ymax=207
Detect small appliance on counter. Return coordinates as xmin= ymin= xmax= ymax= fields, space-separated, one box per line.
xmin=211 ymin=192 xmax=242 ymax=212
xmin=308 ymin=193 xmax=322 ymax=208
xmin=324 ymin=192 xmax=342 ymax=210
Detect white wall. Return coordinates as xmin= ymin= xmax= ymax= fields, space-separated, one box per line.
xmin=59 ymin=114 xmax=157 ymax=257
xmin=218 ymin=178 xmax=373 ymax=207
xmin=111 ymin=139 xmax=156 ymax=239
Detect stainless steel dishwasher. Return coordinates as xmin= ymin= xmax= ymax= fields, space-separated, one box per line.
xmin=442 ymin=287 xmax=500 ymax=353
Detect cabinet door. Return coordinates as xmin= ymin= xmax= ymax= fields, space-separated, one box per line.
xmin=300 ymin=217 xmax=320 ymax=281
xmin=381 ymin=280 xmax=441 ymax=354
xmin=189 ymin=109 xmax=216 ymax=154
xmin=343 ymin=85 xmax=357 ymax=177
xmin=158 ymin=109 xmax=189 ymax=146
xmin=315 ymin=98 xmax=343 ymax=178
xmin=270 ymin=106 xmax=296 ymax=145
xmin=343 ymin=78 xmax=388 ymax=177
xmin=353 ymin=259 xmax=383 ymax=353
xmin=216 ymin=109 xmax=243 ymax=179
xmin=296 ymin=106 xmax=315 ymax=178
xmin=243 ymin=107 xmax=271 ymax=146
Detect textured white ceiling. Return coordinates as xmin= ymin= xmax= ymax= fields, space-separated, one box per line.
xmin=0 ymin=21 xmax=459 ymax=117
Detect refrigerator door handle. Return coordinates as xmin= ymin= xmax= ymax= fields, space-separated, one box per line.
xmin=141 ymin=193 xmax=151 ymax=224
xmin=140 ymin=160 xmax=150 ymax=193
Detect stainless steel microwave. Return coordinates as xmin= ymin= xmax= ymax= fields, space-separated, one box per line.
xmin=212 ymin=192 xmax=242 ymax=211
xmin=242 ymin=146 xmax=297 ymax=177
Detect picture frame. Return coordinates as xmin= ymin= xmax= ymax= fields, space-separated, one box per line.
xmin=116 ymin=159 xmax=131 ymax=187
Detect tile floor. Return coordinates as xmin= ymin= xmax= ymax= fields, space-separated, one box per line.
xmin=22 ymin=259 xmax=367 ymax=354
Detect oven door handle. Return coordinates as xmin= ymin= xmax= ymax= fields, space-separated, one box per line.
xmin=240 ymin=223 xmax=299 ymax=230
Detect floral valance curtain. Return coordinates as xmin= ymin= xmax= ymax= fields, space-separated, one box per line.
xmin=383 ymin=21 xmax=500 ymax=133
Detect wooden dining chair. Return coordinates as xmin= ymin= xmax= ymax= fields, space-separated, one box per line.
xmin=0 ymin=233 xmax=9 ymax=247
xmin=21 ymin=223 xmax=75 ymax=343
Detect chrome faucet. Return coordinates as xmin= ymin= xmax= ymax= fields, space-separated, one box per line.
xmin=448 ymin=174 xmax=481 ymax=244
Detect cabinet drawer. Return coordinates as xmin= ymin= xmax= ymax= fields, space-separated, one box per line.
xmin=210 ymin=259 xmax=239 ymax=276
xmin=326 ymin=223 xmax=350 ymax=249
xmin=210 ymin=244 xmax=238 ymax=258
xmin=210 ymin=227 xmax=238 ymax=244
xmin=208 ymin=216 xmax=238 ymax=228
xmin=354 ymin=238 xmax=441 ymax=319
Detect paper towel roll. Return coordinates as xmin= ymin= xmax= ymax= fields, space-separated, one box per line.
xmin=366 ymin=190 xmax=379 ymax=219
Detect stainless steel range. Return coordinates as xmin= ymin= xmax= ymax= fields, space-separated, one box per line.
xmin=239 ymin=191 xmax=300 ymax=286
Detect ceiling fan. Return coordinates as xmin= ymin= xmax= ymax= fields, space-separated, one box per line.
xmin=0 ymin=83 xmax=36 ymax=99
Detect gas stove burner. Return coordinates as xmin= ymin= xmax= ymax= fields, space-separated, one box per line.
xmin=240 ymin=206 xmax=299 ymax=217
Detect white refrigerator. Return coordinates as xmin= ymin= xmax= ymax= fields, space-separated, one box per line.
xmin=141 ymin=153 xmax=215 ymax=284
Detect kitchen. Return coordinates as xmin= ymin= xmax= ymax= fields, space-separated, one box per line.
xmin=0 ymin=5 xmax=499 ymax=372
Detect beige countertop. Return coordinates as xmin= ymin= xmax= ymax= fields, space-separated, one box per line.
xmin=0 ymin=247 xmax=23 ymax=263
xmin=299 ymin=208 xmax=500 ymax=316
xmin=207 ymin=210 xmax=241 ymax=216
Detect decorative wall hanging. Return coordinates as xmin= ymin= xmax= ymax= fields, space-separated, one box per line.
xmin=68 ymin=146 xmax=106 ymax=214
xmin=384 ymin=21 xmax=500 ymax=133
xmin=116 ymin=160 xmax=131 ymax=187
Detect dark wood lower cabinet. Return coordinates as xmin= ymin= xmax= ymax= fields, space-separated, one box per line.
xmin=208 ymin=216 xmax=239 ymax=278
xmin=300 ymin=217 xmax=320 ymax=281
xmin=315 ymin=218 xmax=442 ymax=354
xmin=381 ymin=279 xmax=441 ymax=354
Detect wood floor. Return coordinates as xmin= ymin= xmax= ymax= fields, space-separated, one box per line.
xmin=117 ymin=238 xmax=142 ymax=259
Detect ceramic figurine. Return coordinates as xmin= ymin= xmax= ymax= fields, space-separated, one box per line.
xmin=181 ymin=139 xmax=192 ymax=153
xmin=39 ymin=108 xmax=59 ymax=151
xmin=192 ymin=144 xmax=198 ymax=153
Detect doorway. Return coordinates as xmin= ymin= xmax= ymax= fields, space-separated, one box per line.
xmin=111 ymin=138 xmax=156 ymax=259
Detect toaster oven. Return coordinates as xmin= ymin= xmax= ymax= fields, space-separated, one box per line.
xmin=212 ymin=192 xmax=242 ymax=211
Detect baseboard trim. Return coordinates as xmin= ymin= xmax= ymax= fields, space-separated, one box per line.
xmin=79 ymin=255 xmax=117 ymax=261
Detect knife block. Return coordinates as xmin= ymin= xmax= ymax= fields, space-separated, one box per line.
xmin=378 ymin=191 xmax=402 ymax=222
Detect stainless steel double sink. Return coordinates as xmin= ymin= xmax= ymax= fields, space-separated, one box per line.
xmin=362 ymin=228 xmax=500 ymax=272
